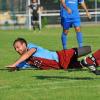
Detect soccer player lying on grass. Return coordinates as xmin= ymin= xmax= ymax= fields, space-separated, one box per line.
xmin=7 ymin=38 xmax=100 ymax=75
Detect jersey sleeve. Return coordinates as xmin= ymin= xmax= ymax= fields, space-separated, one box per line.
xmin=16 ymin=61 xmax=31 ymax=69
xmin=16 ymin=61 xmax=37 ymax=69
xmin=27 ymin=43 xmax=37 ymax=55
xmin=27 ymin=43 xmax=37 ymax=49
xmin=78 ymin=0 xmax=84 ymax=4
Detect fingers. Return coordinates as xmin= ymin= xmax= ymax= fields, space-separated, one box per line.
xmin=5 ymin=66 xmax=16 ymax=71
xmin=67 ymin=8 xmax=72 ymax=14
xmin=87 ymin=14 xmax=92 ymax=20
xmin=86 ymin=12 xmax=92 ymax=20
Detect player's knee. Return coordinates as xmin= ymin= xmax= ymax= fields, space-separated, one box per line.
xmin=63 ymin=30 xmax=69 ymax=35
xmin=75 ymin=27 xmax=81 ymax=32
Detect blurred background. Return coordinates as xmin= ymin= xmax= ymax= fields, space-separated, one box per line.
xmin=0 ymin=0 xmax=100 ymax=30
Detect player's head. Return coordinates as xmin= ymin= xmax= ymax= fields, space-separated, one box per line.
xmin=31 ymin=0 xmax=37 ymax=3
xmin=13 ymin=38 xmax=27 ymax=55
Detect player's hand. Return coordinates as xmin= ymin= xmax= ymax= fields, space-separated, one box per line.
xmin=86 ymin=12 xmax=92 ymax=20
xmin=6 ymin=64 xmax=16 ymax=71
xmin=66 ymin=8 xmax=72 ymax=14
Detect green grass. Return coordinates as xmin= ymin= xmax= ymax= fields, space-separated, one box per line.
xmin=0 ymin=26 xmax=100 ymax=100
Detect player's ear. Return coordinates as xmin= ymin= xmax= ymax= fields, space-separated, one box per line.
xmin=23 ymin=42 xmax=27 ymax=48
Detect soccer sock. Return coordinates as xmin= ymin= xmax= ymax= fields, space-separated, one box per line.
xmin=92 ymin=49 xmax=100 ymax=66
xmin=76 ymin=32 xmax=83 ymax=47
xmin=61 ymin=32 xmax=68 ymax=49
xmin=81 ymin=57 xmax=97 ymax=71
xmin=80 ymin=50 xmax=100 ymax=73
xmin=93 ymin=49 xmax=100 ymax=60
xmin=85 ymin=57 xmax=95 ymax=65
xmin=83 ymin=49 xmax=100 ymax=66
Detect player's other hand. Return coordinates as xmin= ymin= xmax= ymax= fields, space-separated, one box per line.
xmin=86 ymin=12 xmax=92 ymax=20
xmin=66 ymin=8 xmax=72 ymax=14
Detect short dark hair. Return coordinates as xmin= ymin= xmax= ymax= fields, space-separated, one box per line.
xmin=13 ymin=38 xmax=27 ymax=46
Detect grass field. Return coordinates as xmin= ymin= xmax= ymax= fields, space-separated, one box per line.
xmin=0 ymin=26 xmax=100 ymax=100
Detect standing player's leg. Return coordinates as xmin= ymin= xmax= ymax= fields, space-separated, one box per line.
xmin=61 ymin=18 xmax=71 ymax=49
xmin=74 ymin=19 xmax=83 ymax=47
xmin=61 ymin=29 xmax=69 ymax=49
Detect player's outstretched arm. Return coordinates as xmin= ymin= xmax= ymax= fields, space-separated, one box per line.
xmin=6 ymin=48 xmax=36 ymax=69
xmin=80 ymin=1 xmax=91 ymax=19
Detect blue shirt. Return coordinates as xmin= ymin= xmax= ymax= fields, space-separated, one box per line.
xmin=27 ymin=43 xmax=59 ymax=62
xmin=60 ymin=0 xmax=84 ymax=18
xmin=17 ymin=43 xmax=59 ymax=69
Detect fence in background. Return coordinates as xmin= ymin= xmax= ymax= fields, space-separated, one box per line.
xmin=0 ymin=0 xmax=100 ymax=30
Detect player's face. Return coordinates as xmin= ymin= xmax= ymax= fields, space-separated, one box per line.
xmin=14 ymin=41 xmax=27 ymax=55
xmin=32 ymin=0 xmax=37 ymax=3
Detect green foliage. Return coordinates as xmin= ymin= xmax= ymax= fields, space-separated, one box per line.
xmin=54 ymin=0 xmax=59 ymax=3
xmin=42 ymin=17 xmax=48 ymax=28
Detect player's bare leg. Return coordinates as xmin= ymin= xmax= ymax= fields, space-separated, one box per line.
xmin=77 ymin=46 xmax=91 ymax=57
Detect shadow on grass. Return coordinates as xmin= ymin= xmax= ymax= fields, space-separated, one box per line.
xmin=0 ymin=68 xmax=8 ymax=71
xmin=32 ymin=75 xmax=95 ymax=80
xmin=0 ymin=68 xmax=37 ymax=72
xmin=67 ymin=68 xmax=87 ymax=72
xmin=0 ymin=67 xmax=87 ymax=72
xmin=0 ymin=68 xmax=100 ymax=80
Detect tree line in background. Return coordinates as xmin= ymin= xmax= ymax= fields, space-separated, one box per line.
xmin=0 ymin=0 xmax=26 ymax=12
xmin=0 ymin=0 xmax=100 ymax=12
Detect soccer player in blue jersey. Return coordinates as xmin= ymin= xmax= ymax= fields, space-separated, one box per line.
xmin=60 ymin=0 xmax=91 ymax=49
xmin=8 ymin=38 xmax=59 ymax=69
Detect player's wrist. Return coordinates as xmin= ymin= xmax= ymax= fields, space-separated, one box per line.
xmin=85 ymin=9 xmax=89 ymax=13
